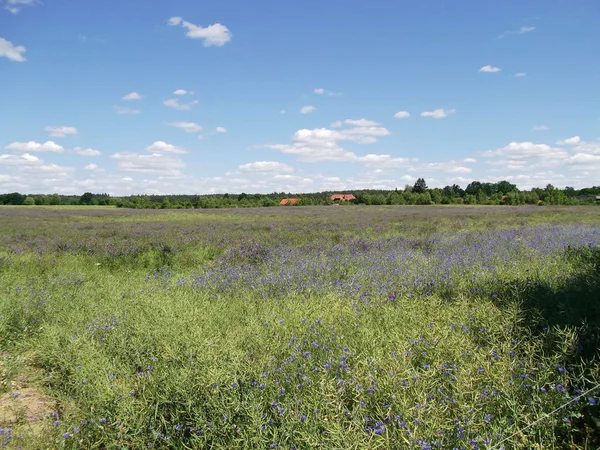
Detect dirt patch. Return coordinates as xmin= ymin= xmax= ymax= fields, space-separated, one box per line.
xmin=0 ymin=387 xmax=55 ymax=426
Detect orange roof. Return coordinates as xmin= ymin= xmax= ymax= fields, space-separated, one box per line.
xmin=331 ymin=193 xmax=356 ymax=201
xmin=280 ymin=198 xmax=300 ymax=205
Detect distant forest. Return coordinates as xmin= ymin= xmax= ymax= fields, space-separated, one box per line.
xmin=1 ymin=179 xmax=599 ymax=208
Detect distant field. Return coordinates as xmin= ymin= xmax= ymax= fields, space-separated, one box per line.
xmin=0 ymin=206 xmax=599 ymax=449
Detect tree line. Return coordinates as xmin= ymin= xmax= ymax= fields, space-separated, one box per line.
xmin=1 ymin=179 xmax=599 ymax=208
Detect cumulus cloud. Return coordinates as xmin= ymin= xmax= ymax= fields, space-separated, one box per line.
xmin=481 ymin=141 xmax=571 ymax=172
xmin=146 ymin=141 xmax=189 ymax=154
xmin=479 ymin=65 xmax=501 ymax=73
xmin=168 ymin=122 xmax=202 ymax=133
xmin=269 ymin=124 xmax=399 ymax=163
xmin=5 ymin=141 xmax=64 ymax=153
xmin=239 ymin=161 xmax=294 ymax=173
xmin=3 ymin=0 xmax=37 ymax=14
xmin=393 ymin=111 xmax=410 ymax=119
xmin=0 ymin=37 xmax=26 ymax=62
xmin=414 ymin=161 xmax=472 ymax=174
xmin=556 ymin=136 xmax=581 ymax=146
xmin=421 ymin=108 xmax=456 ymax=119
xmin=163 ymin=98 xmax=199 ymax=110
xmin=167 ymin=16 xmax=232 ymax=47
xmin=173 ymin=89 xmax=193 ymax=95
xmin=344 ymin=118 xmax=380 ymax=127
xmin=215 ymin=126 xmax=227 ymax=133
xmin=115 ymin=106 xmax=141 ymax=114
xmin=313 ymin=87 xmax=342 ymax=96
xmin=463 ymin=158 xmax=477 ymax=163
xmin=111 ymin=152 xmax=185 ymax=175
xmin=300 ymin=105 xmax=316 ymax=114
xmin=73 ymin=147 xmax=101 ymax=156
xmin=122 ymin=92 xmax=142 ymax=101
xmin=84 ymin=163 xmax=98 ymax=170
xmin=44 ymin=126 xmax=78 ymax=137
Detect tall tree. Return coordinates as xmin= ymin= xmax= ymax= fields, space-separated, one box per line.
xmin=413 ymin=178 xmax=428 ymax=194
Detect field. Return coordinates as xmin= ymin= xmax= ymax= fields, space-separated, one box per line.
xmin=0 ymin=205 xmax=599 ymax=449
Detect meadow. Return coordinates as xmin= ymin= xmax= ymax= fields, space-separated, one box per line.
xmin=0 ymin=205 xmax=599 ymax=449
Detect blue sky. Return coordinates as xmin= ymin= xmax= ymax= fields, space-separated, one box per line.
xmin=1 ymin=0 xmax=599 ymax=195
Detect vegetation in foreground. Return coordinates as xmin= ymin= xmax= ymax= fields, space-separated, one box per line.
xmin=0 ymin=206 xmax=599 ymax=449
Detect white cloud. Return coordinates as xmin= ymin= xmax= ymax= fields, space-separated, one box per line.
xmin=300 ymin=105 xmax=316 ymax=114
xmin=269 ymin=125 xmax=395 ymax=163
xmin=173 ymin=89 xmax=193 ymax=95
xmin=3 ymin=0 xmax=37 ymax=14
xmin=344 ymin=118 xmax=380 ymax=127
xmin=163 ymin=98 xmax=199 ymax=110
xmin=393 ymin=111 xmax=410 ymax=119
xmin=313 ymin=87 xmax=342 ymax=97
xmin=415 ymin=161 xmax=472 ymax=174
xmin=168 ymin=122 xmax=202 ymax=133
xmin=215 ymin=126 xmax=227 ymax=133
xmin=44 ymin=126 xmax=78 ymax=137
xmin=479 ymin=65 xmax=502 ymax=73
xmin=481 ymin=142 xmax=570 ymax=171
xmin=167 ymin=16 xmax=232 ymax=47
xmin=532 ymin=125 xmax=549 ymax=131
xmin=498 ymin=25 xmax=536 ymax=39
xmin=463 ymin=158 xmax=477 ymax=163
xmin=0 ymin=37 xmax=26 ymax=62
xmin=122 ymin=92 xmax=142 ymax=101
xmin=111 ymin=152 xmax=185 ymax=175
xmin=330 ymin=121 xmax=342 ymax=128
xmin=556 ymin=136 xmax=581 ymax=146
xmin=565 ymin=153 xmax=600 ymax=166
xmin=515 ymin=73 xmax=527 ymax=78
xmin=239 ymin=161 xmax=294 ymax=173
xmin=357 ymin=154 xmax=416 ymax=168
xmin=84 ymin=163 xmax=98 ymax=170
xmin=5 ymin=141 xmax=64 ymax=153
xmin=146 ymin=141 xmax=189 ymax=154
xmin=421 ymin=108 xmax=456 ymax=119
xmin=0 ymin=152 xmax=43 ymax=166
xmin=73 ymin=147 xmax=101 ymax=156
xmin=115 ymin=106 xmax=141 ymax=114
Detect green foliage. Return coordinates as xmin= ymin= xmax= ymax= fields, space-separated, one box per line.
xmin=0 ymin=207 xmax=598 ymax=448
xmin=23 ymin=196 xmax=35 ymax=205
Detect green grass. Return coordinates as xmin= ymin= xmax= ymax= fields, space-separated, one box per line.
xmin=0 ymin=206 xmax=599 ymax=449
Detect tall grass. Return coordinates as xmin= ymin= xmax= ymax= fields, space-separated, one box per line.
xmin=0 ymin=206 xmax=598 ymax=449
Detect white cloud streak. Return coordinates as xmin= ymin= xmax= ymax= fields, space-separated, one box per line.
xmin=167 ymin=16 xmax=232 ymax=47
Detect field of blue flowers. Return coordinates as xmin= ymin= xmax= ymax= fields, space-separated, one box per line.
xmin=0 ymin=205 xmax=599 ymax=449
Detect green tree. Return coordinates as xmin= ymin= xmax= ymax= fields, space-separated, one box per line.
xmin=80 ymin=192 xmax=94 ymax=205
xmin=465 ymin=181 xmax=482 ymax=196
xmin=412 ymin=178 xmax=428 ymax=194
xmin=23 ymin=196 xmax=36 ymax=205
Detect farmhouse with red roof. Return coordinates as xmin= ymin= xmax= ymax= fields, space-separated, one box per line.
xmin=331 ymin=193 xmax=356 ymax=202
xmin=280 ymin=198 xmax=300 ymax=205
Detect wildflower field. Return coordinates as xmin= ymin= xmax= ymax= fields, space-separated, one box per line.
xmin=0 ymin=205 xmax=599 ymax=449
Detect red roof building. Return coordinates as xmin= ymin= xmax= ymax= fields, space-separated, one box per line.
xmin=280 ymin=198 xmax=300 ymax=205
xmin=331 ymin=193 xmax=356 ymax=202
